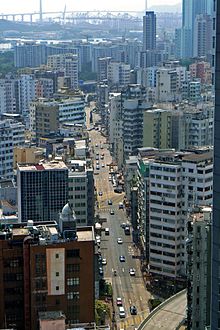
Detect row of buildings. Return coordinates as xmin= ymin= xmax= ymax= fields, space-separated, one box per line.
xmin=106 ymin=84 xmax=213 ymax=169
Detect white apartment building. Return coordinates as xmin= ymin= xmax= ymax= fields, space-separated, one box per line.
xmin=134 ymin=149 xmax=213 ymax=278
xmin=137 ymin=66 xmax=157 ymax=88
xmin=47 ymin=53 xmax=79 ymax=90
xmin=156 ymin=68 xmax=178 ymax=102
xmin=0 ymin=79 xmax=16 ymax=114
xmin=109 ymin=93 xmax=124 ymax=169
xmin=107 ymin=62 xmax=131 ymax=87
xmin=108 ymin=85 xmax=149 ymax=166
xmin=0 ymin=120 xmax=25 ymax=179
xmin=68 ymin=160 xmax=94 ymax=226
xmin=18 ymin=74 xmax=36 ymax=116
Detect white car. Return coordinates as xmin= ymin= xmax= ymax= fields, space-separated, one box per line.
xmin=96 ymin=236 xmax=101 ymax=244
xmin=117 ymin=238 xmax=123 ymax=244
xmin=102 ymin=258 xmax=107 ymax=265
xmin=101 ymin=164 xmax=105 ymax=168
xmin=129 ymin=268 xmax=136 ymax=276
xmin=119 ymin=306 xmax=126 ymax=318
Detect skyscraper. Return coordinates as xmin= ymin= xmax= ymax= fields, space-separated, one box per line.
xmin=143 ymin=11 xmax=156 ymax=51
xmin=211 ymin=0 xmax=219 ymax=328
xmin=181 ymin=0 xmax=213 ymax=58
xmin=141 ymin=11 xmax=156 ymax=68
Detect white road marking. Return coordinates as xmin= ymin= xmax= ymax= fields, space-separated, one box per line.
xmin=122 ymin=268 xmax=125 ymax=272
xmin=140 ymin=296 xmax=143 ymax=301
xmin=129 ymin=299 xmax=132 ymax=304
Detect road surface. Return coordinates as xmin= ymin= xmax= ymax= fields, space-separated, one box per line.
xmin=87 ymin=106 xmax=151 ymax=329
xmin=141 ymin=291 xmax=186 ymax=330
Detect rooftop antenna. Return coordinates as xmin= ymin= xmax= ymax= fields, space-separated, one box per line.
xmin=145 ymin=0 xmax=148 ymax=11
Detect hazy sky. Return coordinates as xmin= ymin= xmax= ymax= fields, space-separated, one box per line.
xmin=1 ymin=0 xmax=180 ymax=14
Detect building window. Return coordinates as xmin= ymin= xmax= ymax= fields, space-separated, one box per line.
xmin=67 ymin=291 xmax=80 ymax=301
xmin=56 ymin=254 xmax=59 ymax=259
xmin=56 ymin=286 xmax=59 ymax=291
xmin=67 ymin=249 xmax=80 ymax=258
xmin=67 ymin=264 xmax=80 ymax=272
xmin=67 ymin=277 xmax=80 ymax=286
xmin=56 ymin=272 xmax=59 ymax=277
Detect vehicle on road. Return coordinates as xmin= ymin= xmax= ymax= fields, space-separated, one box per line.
xmin=113 ymin=270 xmax=117 ymax=276
xmin=98 ymin=255 xmax=102 ymax=262
xmin=119 ymin=306 xmax=126 ymax=318
xmin=105 ymin=228 xmax=110 ymax=235
xmin=121 ymin=223 xmax=127 ymax=229
xmin=99 ymin=267 xmax=104 ymax=276
xmin=116 ymin=297 xmax=122 ymax=306
xmin=108 ymin=176 xmax=112 ymax=181
xmin=119 ymin=255 xmax=125 ymax=262
xmin=95 ymin=143 xmax=98 ymax=147
xmin=114 ymin=187 xmax=123 ymax=193
xmin=96 ymin=236 xmax=101 ymax=244
xmin=96 ymin=165 xmax=100 ymax=170
xmin=130 ymin=305 xmax=137 ymax=315
xmin=117 ymin=238 xmax=123 ymax=244
xmin=108 ymin=200 xmax=112 ymax=205
xmin=119 ymin=202 xmax=124 ymax=209
xmin=102 ymin=258 xmax=107 ymax=265
xmin=129 ymin=268 xmax=136 ymax=276
xmin=124 ymin=226 xmax=131 ymax=235
xmin=102 ymin=164 xmax=105 ymax=168
xmin=98 ymin=191 xmax=103 ymax=196
xmin=101 ymin=155 xmax=104 ymax=160
xmin=110 ymin=209 xmax=114 ymax=215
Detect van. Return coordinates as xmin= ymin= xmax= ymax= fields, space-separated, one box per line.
xmin=119 ymin=202 xmax=123 ymax=209
xmin=105 ymin=228 xmax=110 ymax=235
xmin=119 ymin=306 xmax=125 ymax=318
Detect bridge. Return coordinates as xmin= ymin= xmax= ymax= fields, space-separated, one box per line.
xmin=0 ymin=10 xmax=144 ymax=24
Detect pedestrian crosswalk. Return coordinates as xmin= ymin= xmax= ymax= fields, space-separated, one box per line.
xmin=117 ymin=310 xmax=149 ymax=329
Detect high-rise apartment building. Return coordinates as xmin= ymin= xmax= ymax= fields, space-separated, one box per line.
xmin=107 ymin=62 xmax=131 ymax=88
xmin=181 ymin=0 xmax=213 ymax=58
xmin=193 ymin=14 xmax=212 ymax=59
xmin=30 ymin=101 xmax=59 ymax=140
xmin=0 ymin=119 xmax=25 ymax=179
xmin=143 ymin=109 xmax=172 ymax=149
xmin=0 ymin=79 xmax=16 ymax=114
xmin=30 ymin=97 xmax=85 ymax=139
xmin=47 ymin=53 xmax=79 ymax=90
xmin=68 ymin=161 xmax=94 ymax=227
xmin=0 ymin=220 xmax=95 ymax=330
xmin=186 ymin=207 xmax=211 ymax=330
xmin=132 ymin=149 xmax=213 ymax=278
xmin=17 ymin=161 xmax=68 ymax=222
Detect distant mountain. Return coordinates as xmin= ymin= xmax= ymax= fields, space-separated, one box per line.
xmin=149 ymin=3 xmax=182 ymax=13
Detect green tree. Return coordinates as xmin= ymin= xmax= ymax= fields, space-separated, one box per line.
xmin=0 ymin=51 xmax=16 ymax=75
xmin=95 ymin=300 xmax=110 ymax=325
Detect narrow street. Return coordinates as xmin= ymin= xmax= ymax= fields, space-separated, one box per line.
xmin=86 ymin=105 xmax=151 ymax=329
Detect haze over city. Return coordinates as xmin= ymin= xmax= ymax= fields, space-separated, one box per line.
xmin=1 ymin=0 xmax=181 ymax=13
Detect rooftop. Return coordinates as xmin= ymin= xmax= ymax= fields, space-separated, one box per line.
xmin=17 ymin=161 xmax=68 ymax=171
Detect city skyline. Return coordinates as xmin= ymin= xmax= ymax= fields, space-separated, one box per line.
xmin=1 ymin=0 xmax=181 ymax=13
